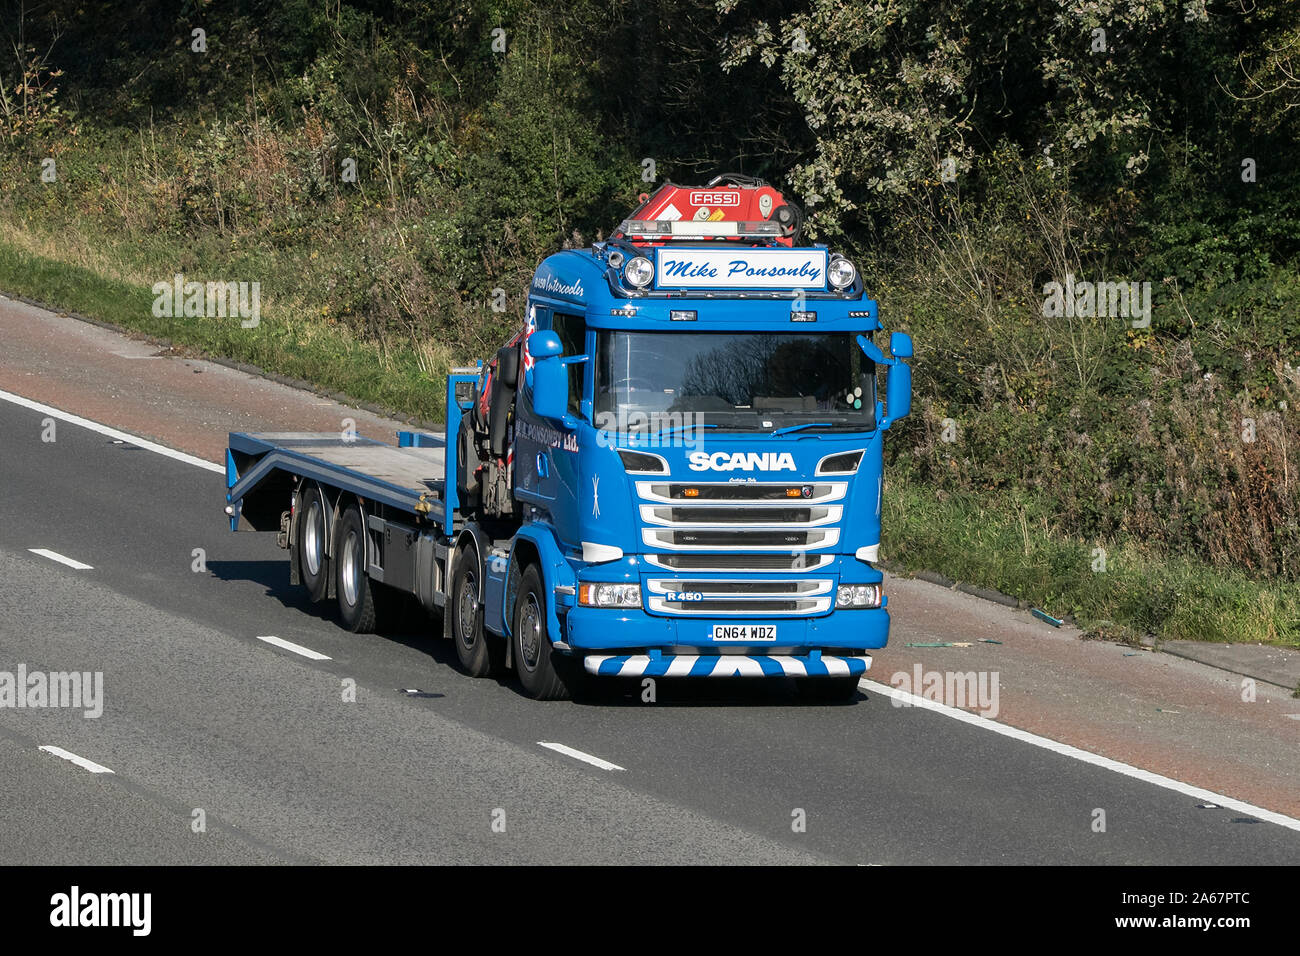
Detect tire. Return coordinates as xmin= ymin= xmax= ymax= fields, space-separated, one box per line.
xmin=796 ymin=675 xmax=861 ymax=703
xmin=512 ymin=565 xmax=579 ymax=700
xmin=296 ymin=482 xmax=330 ymax=602
xmin=334 ymin=506 xmax=378 ymax=633
xmin=450 ymin=551 xmax=504 ymax=677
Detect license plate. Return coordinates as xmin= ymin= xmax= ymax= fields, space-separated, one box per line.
xmin=710 ymin=624 xmax=778 ymax=642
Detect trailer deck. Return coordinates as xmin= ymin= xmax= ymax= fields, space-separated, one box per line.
xmin=226 ymin=431 xmax=449 ymax=525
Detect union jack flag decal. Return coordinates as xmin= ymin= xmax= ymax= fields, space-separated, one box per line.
xmin=521 ymin=304 xmax=537 ymax=372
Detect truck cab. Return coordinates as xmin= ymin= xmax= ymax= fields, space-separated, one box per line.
xmin=459 ymin=177 xmax=913 ymax=698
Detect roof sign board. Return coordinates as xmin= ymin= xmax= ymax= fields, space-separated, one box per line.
xmin=653 ymin=248 xmax=828 ymax=291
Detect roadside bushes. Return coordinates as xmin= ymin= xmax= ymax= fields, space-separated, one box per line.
xmin=875 ymin=154 xmax=1299 ymax=582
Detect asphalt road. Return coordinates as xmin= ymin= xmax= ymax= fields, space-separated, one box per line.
xmin=1 ymin=397 xmax=1298 ymax=864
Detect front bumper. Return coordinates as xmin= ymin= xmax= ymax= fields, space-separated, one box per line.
xmin=583 ymin=651 xmax=871 ymax=678
xmin=562 ymin=604 xmax=889 ymax=664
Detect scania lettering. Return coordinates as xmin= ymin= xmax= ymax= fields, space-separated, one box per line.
xmin=225 ymin=174 xmax=913 ymax=701
xmin=689 ymin=451 xmax=797 ymax=472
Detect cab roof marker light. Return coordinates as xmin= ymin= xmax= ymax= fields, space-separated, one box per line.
xmin=618 ymin=219 xmax=783 ymax=239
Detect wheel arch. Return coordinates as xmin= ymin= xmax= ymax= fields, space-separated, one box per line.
xmin=506 ymin=527 xmax=576 ymax=653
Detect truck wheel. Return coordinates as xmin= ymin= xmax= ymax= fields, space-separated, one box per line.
xmin=450 ymin=553 xmax=504 ymax=677
xmin=335 ymin=506 xmax=377 ymax=633
xmin=512 ymin=565 xmax=577 ymax=700
xmin=796 ymin=675 xmax=861 ymax=703
xmin=296 ymin=482 xmax=330 ymax=602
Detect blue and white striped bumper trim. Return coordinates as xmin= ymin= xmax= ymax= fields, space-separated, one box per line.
xmin=582 ymin=653 xmax=871 ymax=678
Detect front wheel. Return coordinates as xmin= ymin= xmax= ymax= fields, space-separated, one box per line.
xmin=512 ymin=566 xmax=579 ymax=700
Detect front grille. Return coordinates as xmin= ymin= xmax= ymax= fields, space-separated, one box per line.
xmin=667 ymin=580 xmax=811 ymax=594
xmin=638 ymin=481 xmax=845 ymax=503
xmin=635 ymin=479 xmax=846 ymax=612
xmin=643 ymin=528 xmax=838 ymax=550
xmin=641 ymin=505 xmax=836 ymax=526
xmin=644 ymin=553 xmax=835 ymax=572
xmin=645 ymin=578 xmax=834 ymax=617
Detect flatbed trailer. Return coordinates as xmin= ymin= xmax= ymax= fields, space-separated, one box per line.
xmin=226 ymin=176 xmax=912 ymax=701
xmin=225 ymin=370 xmax=493 ymax=636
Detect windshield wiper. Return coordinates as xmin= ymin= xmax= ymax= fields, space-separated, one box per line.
xmin=651 ymin=421 xmax=719 ymax=439
xmin=769 ymin=422 xmax=833 ymax=436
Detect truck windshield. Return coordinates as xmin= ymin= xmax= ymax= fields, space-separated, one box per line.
xmin=595 ymin=330 xmax=876 ymax=430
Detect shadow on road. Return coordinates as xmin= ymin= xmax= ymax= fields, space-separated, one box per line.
xmin=204 ymin=560 xmax=862 ymax=709
xmin=566 ymin=676 xmax=865 ymax=709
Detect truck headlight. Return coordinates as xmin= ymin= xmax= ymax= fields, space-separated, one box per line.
xmin=836 ymin=584 xmax=881 ymax=608
xmin=624 ymin=256 xmax=655 ymax=289
xmin=579 ymin=583 xmax=642 ymax=608
xmin=827 ymin=255 xmax=857 ymax=290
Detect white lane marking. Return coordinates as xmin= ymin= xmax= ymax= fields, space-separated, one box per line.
xmin=28 ymin=548 xmax=94 ymax=570
xmin=860 ymin=677 xmax=1300 ymax=833
xmin=256 ymin=635 xmax=332 ymax=662
xmin=538 ymin=742 xmax=626 ymax=772
xmin=39 ymin=746 xmax=115 ymax=774
xmin=0 ymin=387 xmax=224 ymax=474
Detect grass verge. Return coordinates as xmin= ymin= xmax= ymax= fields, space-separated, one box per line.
xmin=884 ymin=478 xmax=1300 ymax=646
xmin=0 ymin=234 xmax=448 ymax=422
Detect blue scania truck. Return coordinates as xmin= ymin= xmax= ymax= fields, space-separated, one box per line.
xmin=226 ymin=176 xmax=912 ymax=700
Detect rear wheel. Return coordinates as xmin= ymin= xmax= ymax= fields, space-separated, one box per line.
xmin=796 ymin=675 xmax=861 ymax=703
xmin=335 ymin=506 xmax=378 ymax=633
xmin=450 ymin=553 xmax=504 ymax=677
xmin=512 ymin=565 xmax=579 ymax=700
xmin=296 ymin=482 xmax=330 ymax=602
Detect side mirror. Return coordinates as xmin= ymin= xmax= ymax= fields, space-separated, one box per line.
xmin=884 ymin=332 xmax=913 ymax=427
xmin=883 ymin=360 xmax=911 ymax=428
xmin=858 ymin=332 xmax=913 ymax=429
xmin=528 ymin=331 xmax=568 ymax=421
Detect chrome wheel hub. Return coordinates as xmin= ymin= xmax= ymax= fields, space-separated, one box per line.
xmin=304 ymin=499 xmax=323 ymax=577
xmin=458 ymin=573 xmax=478 ymax=648
xmin=341 ymin=530 xmax=360 ymax=606
xmin=518 ymin=595 xmax=542 ymax=672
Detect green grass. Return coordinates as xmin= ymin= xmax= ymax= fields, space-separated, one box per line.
xmin=883 ymin=477 xmax=1300 ymax=646
xmin=0 ymin=238 xmax=448 ymax=422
